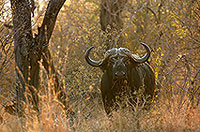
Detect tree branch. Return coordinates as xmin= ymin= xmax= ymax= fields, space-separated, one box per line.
xmin=37 ymin=0 xmax=66 ymax=44
xmin=34 ymin=0 xmax=75 ymax=117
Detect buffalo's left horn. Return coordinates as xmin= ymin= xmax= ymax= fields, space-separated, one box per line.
xmin=85 ymin=46 xmax=103 ymax=67
xmin=131 ymin=42 xmax=151 ymax=63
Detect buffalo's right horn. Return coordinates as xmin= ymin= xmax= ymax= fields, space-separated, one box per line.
xmin=131 ymin=42 xmax=151 ymax=63
xmin=85 ymin=46 xmax=103 ymax=67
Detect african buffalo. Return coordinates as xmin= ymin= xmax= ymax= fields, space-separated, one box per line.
xmin=85 ymin=43 xmax=155 ymax=115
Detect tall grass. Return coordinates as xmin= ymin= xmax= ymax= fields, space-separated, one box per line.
xmin=0 ymin=91 xmax=199 ymax=132
xmin=0 ymin=0 xmax=199 ymax=131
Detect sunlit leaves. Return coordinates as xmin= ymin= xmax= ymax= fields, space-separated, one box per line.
xmin=153 ymin=47 xmax=164 ymax=80
xmin=170 ymin=13 xmax=188 ymax=39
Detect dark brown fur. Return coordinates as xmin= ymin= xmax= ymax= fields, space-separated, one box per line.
xmin=85 ymin=43 xmax=155 ymax=115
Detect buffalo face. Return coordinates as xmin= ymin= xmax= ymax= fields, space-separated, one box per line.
xmin=110 ymin=55 xmax=128 ymax=81
xmin=103 ymin=50 xmax=132 ymax=82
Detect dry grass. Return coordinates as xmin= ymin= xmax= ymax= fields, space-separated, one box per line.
xmin=0 ymin=1 xmax=199 ymax=132
xmin=0 ymin=94 xmax=199 ymax=132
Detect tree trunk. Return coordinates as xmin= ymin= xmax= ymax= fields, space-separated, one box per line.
xmin=10 ymin=0 xmax=74 ymax=118
xmin=100 ymin=0 xmax=127 ymax=50
xmin=11 ymin=0 xmax=35 ymax=117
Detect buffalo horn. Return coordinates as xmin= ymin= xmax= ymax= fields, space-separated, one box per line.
xmin=131 ymin=42 xmax=151 ymax=63
xmin=85 ymin=46 xmax=103 ymax=67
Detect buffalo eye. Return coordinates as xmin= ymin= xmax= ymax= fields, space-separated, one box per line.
xmin=109 ymin=57 xmax=116 ymax=63
xmin=122 ymin=58 xmax=129 ymax=65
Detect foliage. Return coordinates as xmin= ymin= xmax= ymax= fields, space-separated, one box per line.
xmin=0 ymin=0 xmax=199 ymax=131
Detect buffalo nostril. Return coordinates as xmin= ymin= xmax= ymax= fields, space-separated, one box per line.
xmin=122 ymin=72 xmax=126 ymax=76
xmin=115 ymin=72 xmax=126 ymax=77
xmin=115 ymin=73 xmax=118 ymax=77
xmin=121 ymin=72 xmax=126 ymax=78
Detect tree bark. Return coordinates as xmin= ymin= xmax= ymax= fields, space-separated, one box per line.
xmin=100 ymin=0 xmax=127 ymax=49
xmin=10 ymin=0 xmax=74 ymax=117
xmin=11 ymin=0 xmax=34 ymax=117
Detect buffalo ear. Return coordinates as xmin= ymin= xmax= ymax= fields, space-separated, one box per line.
xmin=99 ymin=56 xmax=111 ymax=71
xmin=128 ymin=58 xmax=141 ymax=68
xmin=100 ymin=61 xmax=108 ymax=71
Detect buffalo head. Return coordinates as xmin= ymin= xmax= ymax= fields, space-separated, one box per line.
xmin=85 ymin=42 xmax=150 ymax=80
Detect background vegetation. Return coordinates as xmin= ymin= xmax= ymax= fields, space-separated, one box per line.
xmin=0 ymin=0 xmax=199 ymax=131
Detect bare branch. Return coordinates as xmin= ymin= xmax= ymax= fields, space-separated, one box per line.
xmin=37 ymin=0 xmax=66 ymax=44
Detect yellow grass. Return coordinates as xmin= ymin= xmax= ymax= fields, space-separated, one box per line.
xmin=0 ymin=94 xmax=199 ymax=132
